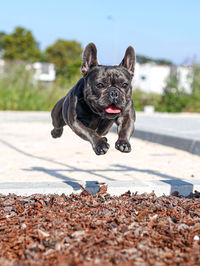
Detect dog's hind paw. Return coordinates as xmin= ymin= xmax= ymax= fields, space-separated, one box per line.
xmin=51 ymin=128 xmax=63 ymax=138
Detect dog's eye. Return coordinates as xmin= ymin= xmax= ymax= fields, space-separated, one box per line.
xmin=122 ymin=83 xmax=128 ymax=89
xmin=96 ymin=83 xmax=104 ymax=89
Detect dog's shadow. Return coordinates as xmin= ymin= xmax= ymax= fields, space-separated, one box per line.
xmin=1 ymin=139 xmax=194 ymax=195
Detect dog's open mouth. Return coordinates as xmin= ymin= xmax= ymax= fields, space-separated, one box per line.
xmin=105 ymin=104 xmax=121 ymax=114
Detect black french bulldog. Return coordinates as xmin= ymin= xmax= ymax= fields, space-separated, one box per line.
xmin=51 ymin=43 xmax=136 ymax=155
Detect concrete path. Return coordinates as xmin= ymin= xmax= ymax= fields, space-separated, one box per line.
xmin=134 ymin=112 xmax=200 ymax=155
xmin=0 ymin=111 xmax=200 ymax=196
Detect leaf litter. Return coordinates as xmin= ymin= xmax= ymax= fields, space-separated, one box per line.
xmin=0 ymin=186 xmax=200 ymax=266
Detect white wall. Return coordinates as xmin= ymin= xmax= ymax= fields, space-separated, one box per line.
xmin=177 ymin=66 xmax=192 ymax=93
xmin=133 ymin=62 xmax=192 ymax=94
xmin=0 ymin=60 xmax=56 ymax=82
xmin=0 ymin=59 xmax=5 ymax=76
xmin=32 ymin=62 xmax=56 ymax=82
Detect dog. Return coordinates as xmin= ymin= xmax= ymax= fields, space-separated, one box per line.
xmin=51 ymin=43 xmax=136 ymax=155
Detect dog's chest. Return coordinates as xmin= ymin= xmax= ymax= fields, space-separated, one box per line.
xmin=77 ymin=112 xmax=102 ymax=130
xmin=88 ymin=116 xmax=102 ymax=130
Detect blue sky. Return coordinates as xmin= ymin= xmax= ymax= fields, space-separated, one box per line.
xmin=0 ymin=0 xmax=200 ymax=65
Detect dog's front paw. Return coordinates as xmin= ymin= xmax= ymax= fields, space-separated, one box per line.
xmin=51 ymin=128 xmax=63 ymax=138
xmin=115 ymin=139 xmax=131 ymax=153
xmin=93 ymin=137 xmax=110 ymax=155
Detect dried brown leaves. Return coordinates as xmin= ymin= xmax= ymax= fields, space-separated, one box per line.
xmin=0 ymin=190 xmax=200 ymax=266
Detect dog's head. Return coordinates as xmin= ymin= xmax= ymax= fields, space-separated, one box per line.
xmin=81 ymin=43 xmax=135 ymax=119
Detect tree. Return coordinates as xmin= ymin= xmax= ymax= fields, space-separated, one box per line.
xmin=191 ymin=64 xmax=200 ymax=95
xmin=2 ymin=27 xmax=41 ymax=62
xmin=137 ymin=54 xmax=172 ymax=65
xmin=0 ymin=32 xmax=6 ymax=55
xmin=159 ymin=68 xmax=187 ymax=112
xmin=44 ymin=40 xmax=82 ymax=77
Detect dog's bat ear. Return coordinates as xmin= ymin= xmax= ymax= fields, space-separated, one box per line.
xmin=120 ymin=46 xmax=136 ymax=77
xmin=81 ymin=43 xmax=98 ymax=76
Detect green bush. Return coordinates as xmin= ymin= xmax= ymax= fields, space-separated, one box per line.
xmin=132 ymin=89 xmax=161 ymax=111
xmin=157 ymin=87 xmax=189 ymax=112
xmin=159 ymin=65 xmax=200 ymax=112
xmin=1 ymin=62 xmax=200 ymax=113
xmin=191 ymin=65 xmax=200 ymax=95
xmin=157 ymin=69 xmax=188 ymax=112
xmin=0 ymin=63 xmax=80 ymax=111
xmin=133 ymin=66 xmax=200 ymax=113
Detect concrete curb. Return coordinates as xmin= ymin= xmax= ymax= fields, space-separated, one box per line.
xmin=133 ymin=130 xmax=200 ymax=156
xmin=1 ymin=179 xmax=200 ymax=197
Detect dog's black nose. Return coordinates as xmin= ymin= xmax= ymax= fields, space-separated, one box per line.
xmin=109 ymin=88 xmax=120 ymax=102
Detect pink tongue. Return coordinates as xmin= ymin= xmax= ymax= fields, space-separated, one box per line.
xmin=105 ymin=104 xmax=121 ymax=114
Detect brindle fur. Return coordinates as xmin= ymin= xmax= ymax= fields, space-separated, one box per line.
xmin=51 ymin=43 xmax=136 ymax=155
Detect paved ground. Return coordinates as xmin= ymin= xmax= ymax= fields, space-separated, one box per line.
xmin=136 ymin=112 xmax=200 ymax=141
xmin=0 ymin=111 xmax=200 ymax=196
xmin=134 ymin=112 xmax=200 ymax=155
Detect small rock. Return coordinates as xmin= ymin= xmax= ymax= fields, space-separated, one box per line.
xmin=38 ymin=229 xmax=50 ymax=238
xmin=193 ymin=235 xmax=199 ymax=241
xmin=21 ymin=223 xmax=27 ymax=229
xmin=72 ymin=230 xmax=84 ymax=237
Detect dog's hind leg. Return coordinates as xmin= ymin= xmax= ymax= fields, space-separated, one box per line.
xmin=51 ymin=96 xmax=66 ymax=138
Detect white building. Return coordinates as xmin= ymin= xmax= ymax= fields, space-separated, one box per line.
xmin=0 ymin=59 xmax=5 ymax=77
xmin=133 ymin=62 xmax=192 ymax=94
xmin=0 ymin=59 xmax=56 ymax=82
xmin=32 ymin=62 xmax=56 ymax=82
xmin=0 ymin=59 xmax=192 ymax=92
xmin=177 ymin=66 xmax=192 ymax=92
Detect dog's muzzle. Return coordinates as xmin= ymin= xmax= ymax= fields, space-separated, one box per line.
xmin=109 ymin=88 xmax=120 ymax=103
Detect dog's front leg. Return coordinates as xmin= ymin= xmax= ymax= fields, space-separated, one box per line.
xmin=63 ymin=95 xmax=110 ymax=155
xmin=115 ymin=109 xmax=135 ymax=153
